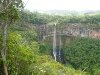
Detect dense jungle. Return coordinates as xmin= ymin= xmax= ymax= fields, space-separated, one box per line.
xmin=0 ymin=0 xmax=100 ymax=75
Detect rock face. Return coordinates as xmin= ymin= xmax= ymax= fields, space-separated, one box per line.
xmin=89 ymin=30 xmax=100 ymax=39
xmin=36 ymin=23 xmax=100 ymax=62
xmin=36 ymin=24 xmax=100 ymax=40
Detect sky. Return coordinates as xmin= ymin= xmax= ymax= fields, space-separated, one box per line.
xmin=22 ymin=0 xmax=100 ymax=11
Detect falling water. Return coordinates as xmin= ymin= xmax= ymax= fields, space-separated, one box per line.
xmin=53 ymin=23 xmax=57 ymax=61
xmin=59 ymin=36 xmax=62 ymax=61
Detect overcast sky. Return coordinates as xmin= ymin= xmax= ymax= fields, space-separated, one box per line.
xmin=22 ymin=0 xmax=100 ymax=11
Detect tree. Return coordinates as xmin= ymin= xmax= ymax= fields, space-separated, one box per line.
xmin=0 ymin=0 xmax=23 ymax=75
xmin=64 ymin=38 xmax=100 ymax=74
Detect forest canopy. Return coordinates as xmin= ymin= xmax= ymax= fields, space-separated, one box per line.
xmin=0 ymin=1 xmax=100 ymax=74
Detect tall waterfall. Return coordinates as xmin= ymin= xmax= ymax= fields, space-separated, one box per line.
xmin=59 ymin=36 xmax=61 ymax=61
xmin=53 ymin=24 xmax=57 ymax=61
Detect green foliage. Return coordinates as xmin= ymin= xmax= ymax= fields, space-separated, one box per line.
xmin=64 ymin=37 xmax=100 ymax=74
xmin=5 ymin=31 xmax=89 ymax=75
xmin=18 ymin=10 xmax=100 ymax=28
xmin=7 ymin=32 xmax=37 ymax=75
xmin=29 ymin=55 xmax=88 ymax=75
xmin=2 ymin=7 xmax=100 ymax=75
xmin=39 ymin=39 xmax=52 ymax=55
xmin=19 ymin=11 xmax=49 ymax=24
xmin=0 ymin=0 xmax=23 ymax=21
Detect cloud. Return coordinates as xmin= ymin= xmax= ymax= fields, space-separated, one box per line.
xmin=22 ymin=0 xmax=100 ymax=11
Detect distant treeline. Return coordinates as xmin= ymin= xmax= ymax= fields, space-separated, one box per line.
xmin=19 ymin=10 xmax=100 ymax=25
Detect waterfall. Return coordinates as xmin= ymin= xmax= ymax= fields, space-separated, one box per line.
xmin=59 ymin=36 xmax=61 ymax=62
xmin=53 ymin=23 xmax=57 ymax=61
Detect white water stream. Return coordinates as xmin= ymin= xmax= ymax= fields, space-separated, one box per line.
xmin=53 ymin=23 xmax=57 ymax=61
